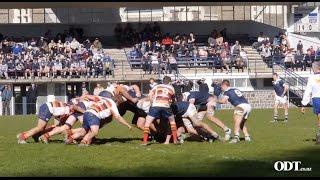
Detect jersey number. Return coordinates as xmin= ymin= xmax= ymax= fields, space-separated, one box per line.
xmin=234 ymin=90 xmax=243 ymax=97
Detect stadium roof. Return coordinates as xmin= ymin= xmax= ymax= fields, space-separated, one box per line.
xmin=0 ymin=2 xmax=302 ymax=9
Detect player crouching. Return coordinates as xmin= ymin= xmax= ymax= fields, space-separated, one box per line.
xmin=17 ymin=97 xmax=84 ymax=144
xmin=66 ymin=97 xmax=132 ymax=146
xmin=218 ymin=80 xmax=252 ymax=144
xmin=38 ymin=97 xmax=92 ymax=144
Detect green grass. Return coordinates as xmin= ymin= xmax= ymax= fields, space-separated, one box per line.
xmin=0 ymin=108 xmax=319 ymax=177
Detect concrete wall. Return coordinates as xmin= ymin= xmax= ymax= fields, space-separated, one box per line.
xmin=0 ymin=20 xmax=283 ymax=38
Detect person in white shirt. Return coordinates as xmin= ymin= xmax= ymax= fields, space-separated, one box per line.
xmin=301 ymin=61 xmax=320 ymax=144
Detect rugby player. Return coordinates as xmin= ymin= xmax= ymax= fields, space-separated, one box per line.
xmin=182 ymin=90 xmax=232 ymax=141
xmin=67 ymin=97 xmax=132 ymax=146
xmin=141 ymin=76 xmax=178 ymax=145
xmin=218 ymin=80 xmax=252 ymax=143
xmin=301 ymin=61 xmax=320 ymax=144
xmin=38 ymin=96 xmax=94 ymax=144
xmin=272 ymin=73 xmax=289 ymax=122
xmin=17 ymin=98 xmax=85 ymax=144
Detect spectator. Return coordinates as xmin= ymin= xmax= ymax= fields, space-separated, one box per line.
xmin=296 ymin=40 xmax=303 ymax=55
xmin=93 ymin=83 xmax=104 ymax=96
xmin=167 ymin=53 xmax=178 ymax=74
xmin=284 ymin=48 xmax=295 ymax=70
xmin=70 ymin=38 xmax=80 ymax=53
xmin=93 ymin=38 xmax=102 ymax=50
xmin=1 ymin=84 xmax=13 ymax=115
xmin=161 ymin=33 xmax=173 ymax=51
xmin=0 ymin=58 xmax=8 ymax=79
xmin=208 ymin=33 xmax=216 ymax=47
xmin=26 ymin=83 xmax=38 ymax=114
xmin=231 ymin=41 xmax=242 ymax=55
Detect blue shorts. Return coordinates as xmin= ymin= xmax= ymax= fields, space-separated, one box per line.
xmin=71 ymin=102 xmax=86 ymax=119
xmin=38 ymin=104 xmax=52 ymax=122
xmin=148 ymin=107 xmax=173 ymax=120
xmin=99 ymin=91 xmax=113 ymax=98
xmin=82 ymin=112 xmax=101 ymax=130
xmin=312 ymin=98 xmax=320 ymax=115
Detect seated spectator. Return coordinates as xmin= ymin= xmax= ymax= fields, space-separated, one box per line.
xmin=93 ymin=38 xmax=102 ymax=50
xmin=231 ymin=41 xmax=242 ymax=55
xmin=235 ymin=56 xmax=245 ymax=72
xmin=167 ymin=53 xmax=177 ymax=74
xmin=316 ymin=46 xmax=320 ymax=60
xmin=239 ymin=49 xmax=248 ymax=68
xmin=150 ymin=52 xmax=159 ymax=74
xmin=284 ymin=48 xmax=295 ymax=70
xmin=220 ymin=49 xmax=230 ymax=73
xmin=208 ymin=33 xmax=216 ymax=47
xmin=161 ymin=33 xmax=173 ymax=51
xmin=272 ymin=35 xmax=280 ymax=47
xmin=145 ymin=40 xmax=154 ymax=53
xmin=261 ymin=44 xmax=272 ymax=62
xmin=70 ymin=38 xmax=80 ymax=53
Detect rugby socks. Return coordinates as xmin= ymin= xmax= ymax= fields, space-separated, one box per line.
xmin=143 ymin=127 xmax=150 ymax=143
xmin=284 ymin=114 xmax=288 ymax=121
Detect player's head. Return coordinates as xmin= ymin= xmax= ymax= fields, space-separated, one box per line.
xmin=312 ymin=61 xmax=320 ymax=74
xmin=221 ymin=80 xmax=230 ymax=91
xmin=163 ymin=76 xmax=172 ymax=85
xmin=272 ymin=73 xmax=279 ymax=81
xmin=149 ymin=78 xmax=155 ymax=84
xmin=99 ymin=90 xmax=113 ymax=98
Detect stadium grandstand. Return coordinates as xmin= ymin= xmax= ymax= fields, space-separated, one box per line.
xmin=0 ymin=1 xmax=319 ymax=115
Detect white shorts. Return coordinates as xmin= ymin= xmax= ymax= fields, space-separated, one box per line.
xmin=275 ymin=95 xmax=287 ymax=104
xmin=181 ymin=104 xmax=198 ymax=128
xmin=234 ymin=103 xmax=252 ymax=119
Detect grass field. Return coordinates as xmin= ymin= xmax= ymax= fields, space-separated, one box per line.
xmin=0 ymin=108 xmax=319 ymax=177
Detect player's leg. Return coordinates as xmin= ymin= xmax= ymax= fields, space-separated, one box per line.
xmin=17 ymin=104 xmax=51 ymax=144
xmin=17 ymin=119 xmax=47 ymax=144
xmin=273 ymin=99 xmax=279 ymax=122
xmin=142 ymin=115 xmax=155 ymax=145
xmin=39 ymin=115 xmax=77 ymax=144
xmin=205 ymin=102 xmax=231 ymax=141
xmin=283 ymin=97 xmax=289 ymax=122
xmin=79 ymin=125 xmax=99 ymax=146
xmin=230 ymin=107 xmax=246 ymax=144
xmin=166 ymin=107 xmax=178 ymax=144
xmin=317 ymin=114 xmax=320 ymax=144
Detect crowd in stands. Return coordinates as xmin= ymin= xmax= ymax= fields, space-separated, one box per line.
xmin=253 ymin=31 xmax=320 ymax=71
xmin=126 ymin=26 xmax=249 ymax=74
xmin=0 ymin=33 xmax=115 ymax=80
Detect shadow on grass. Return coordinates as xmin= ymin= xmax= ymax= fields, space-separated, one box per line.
xmin=92 ymin=137 xmax=142 ymax=145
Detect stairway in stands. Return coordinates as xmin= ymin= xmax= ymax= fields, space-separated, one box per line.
xmin=105 ymin=48 xmax=158 ymax=81
xmin=242 ymin=46 xmax=273 ymax=76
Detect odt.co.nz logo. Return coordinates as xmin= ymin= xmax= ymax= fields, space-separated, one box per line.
xmin=274 ymin=161 xmax=312 ymax=172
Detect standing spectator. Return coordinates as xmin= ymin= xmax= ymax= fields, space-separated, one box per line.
xmin=296 ymin=40 xmax=303 ymax=55
xmin=168 ymin=53 xmax=178 ymax=74
xmin=1 ymin=84 xmax=13 ymax=115
xmin=0 ymin=58 xmax=8 ymax=79
xmin=26 ymin=83 xmax=38 ymax=114
xmin=114 ymin=23 xmax=123 ymax=45
xmin=220 ymin=28 xmax=227 ymax=41
xmin=93 ymin=83 xmax=104 ymax=96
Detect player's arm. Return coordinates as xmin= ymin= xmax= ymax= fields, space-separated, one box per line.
xmin=217 ymin=95 xmax=229 ymax=104
xmin=129 ymin=84 xmax=142 ymax=97
xmin=282 ymin=83 xmax=289 ymax=97
xmin=110 ymin=103 xmax=132 ymax=130
xmin=119 ymin=87 xmax=138 ymax=103
xmin=70 ymin=104 xmax=86 ymax=114
xmin=148 ymin=88 xmax=155 ymax=103
xmin=188 ymin=98 xmax=195 ymax=105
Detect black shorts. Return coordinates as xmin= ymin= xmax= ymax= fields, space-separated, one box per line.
xmin=197 ymin=104 xmax=207 ymax=112
xmin=174 ymin=116 xmax=185 ymax=128
xmin=118 ymin=101 xmax=140 ymax=116
xmin=131 ymin=108 xmax=148 ymax=125
xmin=99 ymin=116 xmax=113 ymax=129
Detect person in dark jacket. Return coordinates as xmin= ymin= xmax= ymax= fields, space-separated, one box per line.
xmin=1 ymin=84 xmax=13 ymax=115
xmin=26 ymin=83 xmax=38 ymax=114
xmin=197 ymin=78 xmax=209 ymax=93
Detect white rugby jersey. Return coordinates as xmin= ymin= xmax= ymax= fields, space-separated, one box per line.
xmin=302 ymin=73 xmax=320 ymax=106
